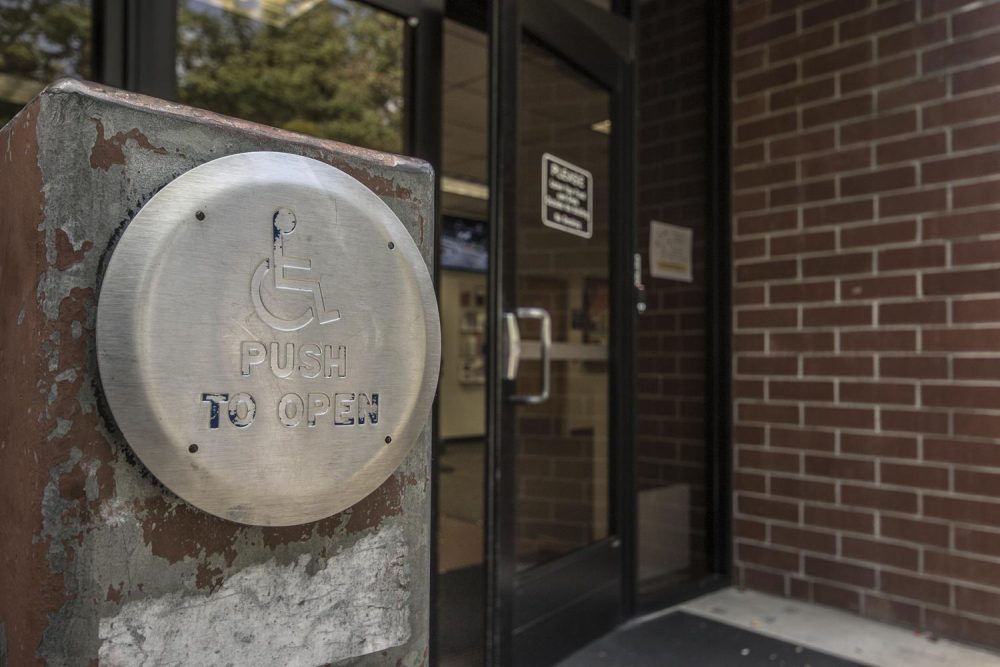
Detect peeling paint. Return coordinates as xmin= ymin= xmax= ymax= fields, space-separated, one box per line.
xmin=99 ymin=527 xmax=411 ymax=666
xmin=89 ymin=118 xmax=167 ymax=171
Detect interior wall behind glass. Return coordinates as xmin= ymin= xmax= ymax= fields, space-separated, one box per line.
xmin=0 ymin=0 xmax=92 ymax=125
xmin=176 ymin=0 xmax=405 ymax=153
xmin=635 ymin=0 xmax=711 ymax=597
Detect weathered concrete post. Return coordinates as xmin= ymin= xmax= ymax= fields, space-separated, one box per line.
xmin=0 ymin=80 xmax=437 ymax=666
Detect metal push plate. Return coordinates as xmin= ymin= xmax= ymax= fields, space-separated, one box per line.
xmin=97 ymin=152 xmax=440 ymax=526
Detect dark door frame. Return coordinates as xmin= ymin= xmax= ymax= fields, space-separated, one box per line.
xmin=485 ymin=2 xmax=636 ymax=665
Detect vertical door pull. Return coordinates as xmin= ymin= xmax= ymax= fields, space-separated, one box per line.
xmin=505 ymin=307 xmax=552 ymax=404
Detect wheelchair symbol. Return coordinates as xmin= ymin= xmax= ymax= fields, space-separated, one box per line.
xmin=251 ymin=207 xmax=340 ymax=332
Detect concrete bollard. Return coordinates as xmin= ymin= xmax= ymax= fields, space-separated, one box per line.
xmin=0 ymin=79 xmax=435 ymax=666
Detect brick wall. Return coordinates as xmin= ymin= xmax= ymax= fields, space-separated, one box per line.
xmin=732 ymin=0 xmax=1000 ymax=648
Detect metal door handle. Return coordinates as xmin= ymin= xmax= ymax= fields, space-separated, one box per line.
xmin=503 ymin=307 xmax=552 ymax=404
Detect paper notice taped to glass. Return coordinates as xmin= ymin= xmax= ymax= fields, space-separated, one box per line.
xmin=649 ymin=220 xmax=693 ymax=282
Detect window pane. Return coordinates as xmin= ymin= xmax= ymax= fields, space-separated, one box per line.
xmin=0 ymin=0 xmax=92 ymax=125
xmin=176 ymin=0 xmax=405 ymax=153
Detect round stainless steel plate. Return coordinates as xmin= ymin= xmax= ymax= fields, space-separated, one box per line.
xmin=97 ymin=151 xmax=440 ymax=526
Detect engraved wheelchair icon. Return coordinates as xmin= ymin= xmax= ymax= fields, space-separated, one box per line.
xmin=251 ymin=207 xmax=340 ymax=331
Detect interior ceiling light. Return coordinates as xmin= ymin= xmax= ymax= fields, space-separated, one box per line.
xmin=441 ymin=176 xmax=489 ymax=201
xmin=590 ymin=119 xmax=612 ymax=135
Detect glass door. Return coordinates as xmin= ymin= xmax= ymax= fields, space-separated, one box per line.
xmin=487 ymin=2 xmax=635 ymax=665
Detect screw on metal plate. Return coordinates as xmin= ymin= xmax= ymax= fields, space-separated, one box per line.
xmin=195 ymin=210 xmax=206 ymax=221
xmin=385 ymin=436 xmax=392 ymax=443
xmin=189 ymin=444 xmax=199 ymax=453
xmin=388 ymin=241 xmax=395 ymax=250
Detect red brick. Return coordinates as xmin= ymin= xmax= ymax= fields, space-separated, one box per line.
xmin=879 ymin=300 xmax=947 ymax=324
xmin=737 ymin=63 xmax=798 ymax=98
xmin=953 ymin=179 xmax=1000 ymax=209
xmin=802 ymin=95 xmax=873 ymax=129
xmin=812 ymin=582 xmax=861 ymax=613
xmin=841 ymin=433 xmax=917 ymax=458
xmin=771 ymin=78 xmax=836 ymax=111
xmin=805 ymin=455 xmax=876 ymax=481
xmin=803 ymin=355 xmax=874 ymax=376
xmin=737 ymin=209 xmax=798 ymax=235
xmin=805 ymin=556 xmax=876 ymax=588
xmin=841 ymin=110 xmax=916 ymax=145
xmin=734 ymin=516 xmax=768 ymax=541
xmin=805 ymin=406 xmax=874 ymax=429
xmin=737 ymin=258 xmax=798 ymax=282
xmin=804 ymin=199 xmax=873 ymax=227
xmin=841 ymin=220 xmax=915 ymax=247
xmin=955 ymin=527 xmax=1000 ymax=557
xmin=734 ymin=161 xmax=797 ymax=190
xmin=735 ymin=143 xmax=765 ymax=166
xmin=733 ymin=335 xmax=764 ymax=353
xmin=804 ymin=505 xmax=875 ymax=534
xmin=924 ymin=384 xmax=1000 ymax=410
xmin=925 ymin=610 xmax=1000 ymax=649
xmin=801 ymin=147 xmax=870 ymax=178
xmin=734 ymin=96 xmax=767 ymax=121
xmin=770 ymin=331 xmax=834 ymax=352
xmin=769 ymin=427 xmax=836 ymax=452
xmin=953 ymin=2 xmax=1000 ymax=36
xmin=879 ymin=355 xmax=948 ymax=379
xmin=840 ymin=2 xmax=915 ymax=41
xmin=803 ymin=252 xmax=872 ymax=277
xmin=955 ymin=469 xmax=1000 ymax=497
xmin=923 ymin=149 xmax=1000 ymax=184
xmin=840 ymin=381 xmax=915 ymax=405
xmin=734 ymin=285 xmax=766 ymax=305
xmin=771 ymin=280 xmax=836 ymax=303
xmin=841 ymin=166 xmax=914 ymax=197
xmin=734 ymin=48 xmax=766 ymax=75
xmin=878 ymin=188 xmax=946 ymax=217
xmin=770 ymin=128 xmax=834 ymax=159
xmin=735 ymin=191 xmax=767 ymax=213
xmin=954 ymin=239 xmax=1000 ymax=266
xmin=733 ymin=0 xmax=767 ymax=29
xmin=770 ymin=230 xmax=835 ymax=256
xmin=738 ymin=494 xmax=800 ymax=523
xmin=734 ymin=237 xmax=767 ymax=260
xmin=876 ymin=133 xmax=947 ymax=165
xmin=877 ymin=19 xmax=948 ymax=57
xmin=924 ymin=327 xmax=1000 ymax=352
xmin=924 ymin=269 xmax=1000 ymax=296
xmin=953 ymin=120 xmax=1000 ymax=151
xmin=770 ymin=179 xmax=836 ymax=207
xmin=841 ymin=55 xmax=916 ymax=93
xmin=739 ymin=542 xmax=801 ymax=571
xmin=734 ymin=424 xmax=766 ymax=445
xmin=925 ymin=550 xmax=1000 ymax=587
xmin=769 ymin=380 xmax=835 ymax=402
xmin=737 ymin=111 xmax=798 ymax=143
xmin=879 ymin=77 xmax=947 ymax=112
xmin=842 ymin=536 xmax=919 ymax=570
xmin=841 ymin=484 xmax=919 ymax=513
xmin=923 ymin=31 xmax=1000 ymax=73
xmin=881 ymin=570 xmax=950 ymax=605
xmin=769 ymin=26 xmax=835 ymax=63
xmin=881 ymin=515 xmax=950 ymax=548
xmin=803 ymin=304 xmax=871 ymax=327
xmin=770 ymin=476 xmax=836 ymax=503
xmin=803 ymin=0 xmax=869 ymax=28
xmin=737 ymin=355 xmax=798 ymax=375
xmin=927 ymin=438 xmax=1000 ymax=467
xmin=878 ymin=245 xmax=945 ymax=271
xmin=738 ymin=402 xmax=800 ymax=424
xmin=955 ymin=357 xmax=1000 ymax=380
xmin=924 ymin=210 xmax=1000 ymax=239
xmin=739 ymin=447 xmax=801 ymax=473
xmin=735 ymin=14 xmax=797 ymax=51
xmin=737 ymin=307 xmax=798 ymax=328
xmin=805 ymin=43 xmax=873 ymax=79
xmin=771 ymin=525 xmax=836 ymax=553
xmin=956 ymin=587 xmax=1000 ymax=618
xmin=881 ymin=462 xmax=949 ymax=490
xmin=925 ymin=495 xmax=1000 ymax=529
xmin=735 ymin=379 xmax=765 ymax=399
xmin=841 ymin=330 xmax=916 ymax=352
xmin=881 ymin=408 xmax=949 ymax=434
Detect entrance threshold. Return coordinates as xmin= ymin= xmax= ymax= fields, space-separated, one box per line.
xmin=559 ymin=588 xmax=1000 ymax=667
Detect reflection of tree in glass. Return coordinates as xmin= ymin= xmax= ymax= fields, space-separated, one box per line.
xmin=178 ymin=1 xmax=404 ymax=153
xmin=0 ymin=0 xmax=91 ymax=125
